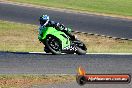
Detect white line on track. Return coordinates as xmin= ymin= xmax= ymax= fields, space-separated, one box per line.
xmin=87 ymin=53 xmax=132 ymax=55
xmin=29 ymin=52 xmax=132 ymax=55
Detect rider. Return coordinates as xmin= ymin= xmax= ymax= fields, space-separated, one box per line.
xmin=39 ymin=15 xmax=75 ymax=40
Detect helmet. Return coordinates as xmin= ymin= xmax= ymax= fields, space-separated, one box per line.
xmin=39 ymin=15 xmax=49 ymax=25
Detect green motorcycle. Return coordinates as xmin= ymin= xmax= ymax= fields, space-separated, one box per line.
xmin=38 ymin=27 xmax=87 ymax=55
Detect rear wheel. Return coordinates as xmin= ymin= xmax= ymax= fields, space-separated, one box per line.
xmin=75 ymin=41 xmax=87 ymax=55
xmin=45 ymin=36 xmax=62 ymax=55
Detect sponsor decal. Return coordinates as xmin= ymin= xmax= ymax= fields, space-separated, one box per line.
xmin=63 ymin=45 xmax=76 ymax=51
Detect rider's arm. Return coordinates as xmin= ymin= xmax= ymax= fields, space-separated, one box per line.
xmin=48 ymin=21 xmax=63 ymax=30
xmin=43 ymin=20 xmax=49 ymax=26
xmin=53 ymin=22 xmax=66 ymax=31
xmin=49 ymin=21 xmax=71 ymax=32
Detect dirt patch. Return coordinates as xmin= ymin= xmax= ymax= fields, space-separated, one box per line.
xmin=0 ymin=75 xmax=75 ymax=88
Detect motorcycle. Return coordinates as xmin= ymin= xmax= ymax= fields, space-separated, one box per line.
xmin=38 ymin=26 xmax=87 ymax=55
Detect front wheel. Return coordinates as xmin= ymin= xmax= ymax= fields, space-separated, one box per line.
xmin=44 ymin=46 xmax=51 ymax=53
xmin=45 ymin=36 xmax=62 ymax=55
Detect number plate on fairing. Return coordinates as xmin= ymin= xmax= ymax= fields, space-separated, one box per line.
xmin=62 ymin=45 xmax=77 ymax=51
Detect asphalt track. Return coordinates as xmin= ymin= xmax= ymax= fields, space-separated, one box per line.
xmin=0 ymin=52 xmax=132 ymax=74
xmin=0 ymin=52 xmax=132 ymax=88
xmin=0 ymin=2 xmax=132 ymax=39
xmin=32 ymin=81 xmax=132 ymax=88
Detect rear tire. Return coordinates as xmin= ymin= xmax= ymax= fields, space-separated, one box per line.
xmin=75 ymin=41 xmax=87 ymax=55
xmin=76 ymin=46 xmax=87 ymax=55
xmin=45 ymin=35 xmax=62 ymax=55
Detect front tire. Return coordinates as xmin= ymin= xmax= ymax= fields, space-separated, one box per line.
xmin=45 ymin=36 xmax=62 ymax=55
xmin=44 ymin=47 xmax=50 ymax=53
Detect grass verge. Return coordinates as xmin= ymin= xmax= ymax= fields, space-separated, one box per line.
xmin=0 ymin=21 xmax=42 ymax=52
xmin=5 ymin=0 xmax=132 ymax=17
xmin=74 ymin=32 xmax=132 ymax=53
xmin=0 ymin=74 xmax=75 ymax=88
xmin=0 ymin=20 xmax=132 ymax=53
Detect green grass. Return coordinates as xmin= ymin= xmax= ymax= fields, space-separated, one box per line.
xmin=0 ymin=20 xmax=132 ymax=53
xmin=7 ymin=0 xmax=132 ymax=16
xmin=0 ymin=21 xmax=43 ymax=52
